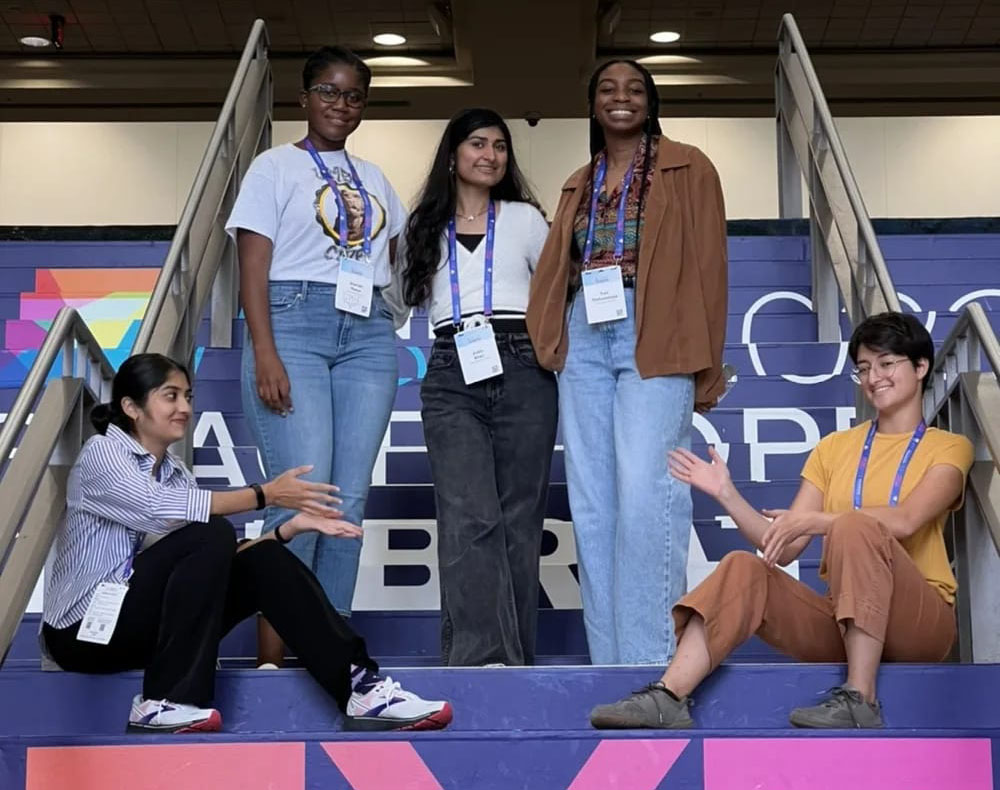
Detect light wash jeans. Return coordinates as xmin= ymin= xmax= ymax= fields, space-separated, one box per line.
xmin=559 ymin=289 xmax=694 ymax=665
xmin=241 ymin=281 xmax=398 ymax=615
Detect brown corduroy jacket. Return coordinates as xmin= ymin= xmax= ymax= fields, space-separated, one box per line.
xmin=526 ymin=135 xmax=729 ymax=412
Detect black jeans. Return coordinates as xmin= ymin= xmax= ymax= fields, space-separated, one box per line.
xmin=43 ymin=517 xmax=376 ymax=709
xmin=421 ymin=332 xmax=558 ymax=666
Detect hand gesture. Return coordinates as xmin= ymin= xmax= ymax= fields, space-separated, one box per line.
xmin=263 ymin=466 xmax=341 ymax=517
xmin=256 ymin=350 xmax=292 ymax=415
xmin=760 ymin=509 xmax=814 ymax=566
xmin=284 ymin=512 xmax=362 ymax=540
xmin=668 ymin=446 xmax=733 ymax=500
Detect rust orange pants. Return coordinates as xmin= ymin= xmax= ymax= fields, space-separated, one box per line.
xmin=673 ymin=513 xmax=956 ymax=669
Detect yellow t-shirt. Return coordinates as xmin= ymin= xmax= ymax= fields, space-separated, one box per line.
xmin=801 ymin=421 xmax=974 ymax=604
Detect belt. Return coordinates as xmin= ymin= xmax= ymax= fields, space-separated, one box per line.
xmin=433 ymin=318 xmax=528 ymax=338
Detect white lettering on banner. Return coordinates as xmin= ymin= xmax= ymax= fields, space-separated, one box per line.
xmin=743 ymin=408 xmax=821 ymax=482
xmin=539 ymin=521 xmax=583 ymax=610
xmin=371 ymin=410 xmax=421 ymax=487
xmin=193 ymin=410 xmax=235 ymax=448
xmin=692 ymin=413 xmax=730 ymax=462
xmin=741 ymin=290 xmax=849 ymax=385
xmin=836 ymin=406 xmax=857 ymax=432
xmin=950 ymin=289 xmax=1000 ymax=313
xmin=353 ymin=520 xmax=439 ymax=610
xmin=897 ymin=292 xmax=935 ymax=335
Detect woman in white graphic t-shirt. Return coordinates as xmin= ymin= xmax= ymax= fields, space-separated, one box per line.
xmin=226 ymin=45 xmax=406 ymax=667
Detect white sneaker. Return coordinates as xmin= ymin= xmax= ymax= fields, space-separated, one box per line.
xmin=127 ymin=694 xmax=222 ymax=734
xmin=345 ymin=670 xmax=452 ymax=731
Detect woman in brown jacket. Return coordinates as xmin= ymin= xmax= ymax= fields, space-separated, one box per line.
xmin=526 ymin=59 xmax=728 ymax=665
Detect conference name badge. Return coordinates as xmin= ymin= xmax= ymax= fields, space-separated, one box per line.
xmin=76 ymin=582 xmax=129 ymax=645
xmin=335 ymin=257 xmax=374 ymax=317
xmin=456 ymin=324 xmax=503 ymax=385
xmin=582 ymin=265 xmax=627 ymax=324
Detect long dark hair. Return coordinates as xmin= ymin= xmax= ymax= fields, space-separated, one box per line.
xmin=301 ymin=45 xmax=371 ymax=91
xmin=90 ymin=353 xmax=190 ymax=436
xmin=401 ymin=108 xmax=539 ymax=307
xmin=570 ymin=59 xmax=663 ymax=264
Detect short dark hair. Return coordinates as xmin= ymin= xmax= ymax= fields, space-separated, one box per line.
xmin=90 ymin=353 xmax=190 ymax=435
xmin=301 ymin=45 xmax=372 ymax=92
xmin=848 ymin=312 xmax=934 ymax=390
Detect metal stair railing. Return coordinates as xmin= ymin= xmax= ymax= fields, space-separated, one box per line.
xmin=775 ymin=12 xmax=900 ymax=345
xmin=133 ymin=17 xmax=272 ymax=420
xmin=0 ymin=19 xmax=272 ymax=666
xmin=774 ymin=15 xmax=1000 ymax=661
xmin=0 ymin=308 xmax=114 ymax=661
xmin=923 ymin=303 xmax=1000 ymax=663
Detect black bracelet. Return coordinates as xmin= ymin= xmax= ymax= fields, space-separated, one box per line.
xmin=249 ymin=482 xmax=266 ymax=510
xmin=274 ymin=522 xmax=291 ymax=545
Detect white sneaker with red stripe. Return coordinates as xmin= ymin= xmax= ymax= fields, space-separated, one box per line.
xmin=127 ymin=694 xmax=222 ymax=734
xmin=345 ymin=669 xmax=452 ymax=731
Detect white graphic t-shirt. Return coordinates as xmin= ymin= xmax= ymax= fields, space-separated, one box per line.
xmin=225 ymin=142 xmax=407 ymax=287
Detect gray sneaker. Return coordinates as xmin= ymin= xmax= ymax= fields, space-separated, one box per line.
xmin=590 ymin=682 xmax=694 ymax=729
xmin=789 ymin=685 xmax=884 ymax=729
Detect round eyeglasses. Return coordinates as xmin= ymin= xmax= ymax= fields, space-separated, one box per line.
xmin=850 ymin=357 xmax=911 ymax=385
xmin=306 ymin=83 xmax=367 ymax=108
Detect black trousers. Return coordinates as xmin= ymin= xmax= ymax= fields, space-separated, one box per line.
xmin=420 ymin=332 xmax=559 ymax=666
xmin=43 ymin=517 xmax=377 ymax=709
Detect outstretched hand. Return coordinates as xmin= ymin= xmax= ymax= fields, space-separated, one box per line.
xmin=668 ymin=446 xmax=732 ymax=500
xmin=285 ymin=512 xmax=362 ymax=539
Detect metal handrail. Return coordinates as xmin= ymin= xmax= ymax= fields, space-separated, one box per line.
xmin=0 ymin=308 xmax=113 ymax=474
xmin=0 ymin=20 xmax=272 ymax=666
xmin=133 ymin=17 xmax=270 ymax=355
xmin=776 ymin=13 xmax=900 ymax=339
xmin=925 ymin=302 xmax=1000 ymax=418
xmin=922 ymin=302 xmax=1000 ymax=662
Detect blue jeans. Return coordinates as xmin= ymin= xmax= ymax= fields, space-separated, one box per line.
xmin=241 ymin=281 xmax=398 ymax=615
xmin=559 ymin=289 xmax=694 ymax=665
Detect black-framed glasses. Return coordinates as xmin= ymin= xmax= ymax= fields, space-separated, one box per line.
xmin=306 ymin=83 xmax=367 ymax=108
xmin=850 ymin=357 xmax=911 ymax=385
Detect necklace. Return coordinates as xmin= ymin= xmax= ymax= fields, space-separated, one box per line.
xmin=455 ymin=206 xmax=489 ymax=222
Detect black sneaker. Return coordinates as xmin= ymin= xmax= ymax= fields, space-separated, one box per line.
xmin=590 ymin=682 xmax=694 ymax=729
xmin=789 ymin=685 xmax=884 ymax=729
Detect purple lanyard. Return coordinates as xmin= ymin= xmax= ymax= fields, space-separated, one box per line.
xmin=446 ymin=200 xmax=496 ymax=327
xmin=582 ymin=152 xmax=636 ymax=266
xmin=303 ymin=139 xmax=373 ymax=258
xmin=853 ymin=420 xmax=927 ymax=509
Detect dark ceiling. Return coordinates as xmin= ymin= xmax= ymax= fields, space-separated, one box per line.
xmin=1 ymin=0 xmax=999 ymax=120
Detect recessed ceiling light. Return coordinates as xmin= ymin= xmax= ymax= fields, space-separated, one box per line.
xmin=637 ymin=55 xmax=700 ymax=65
xmin=652 ymin=73 xmax=745 ymax=85
xmin=19 ymin=35 xmax=51 ymax=47
xmin=650 ymin=30 xmax=681 ymax=43
xmin=363 ymin=56 xmax=430 ymax=67
xmin=369 ymin=75 xmax=471 ymax=88
xmin=373 ymin=32 xmax=406 ymax=46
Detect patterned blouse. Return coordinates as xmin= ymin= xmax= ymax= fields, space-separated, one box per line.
xmin=573 ymin=135 xmax=658 ymax=280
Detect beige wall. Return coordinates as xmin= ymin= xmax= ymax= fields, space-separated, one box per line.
xmin=1 ymin=116 xmax=998 ymax=225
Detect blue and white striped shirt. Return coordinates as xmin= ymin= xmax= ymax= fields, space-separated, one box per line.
xmin=43 ymin=424 xmax=212 ymax=629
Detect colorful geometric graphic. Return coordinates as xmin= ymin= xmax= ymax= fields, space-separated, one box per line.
xmin=0 ymin=268 xmax=157 ymax=387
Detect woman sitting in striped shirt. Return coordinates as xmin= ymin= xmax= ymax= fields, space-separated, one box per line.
xmin=41 ymin=353 xmax=452 ymax=734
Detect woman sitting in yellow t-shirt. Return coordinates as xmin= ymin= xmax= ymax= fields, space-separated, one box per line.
xmin=589 ymin=311 xmax=974 ymax=730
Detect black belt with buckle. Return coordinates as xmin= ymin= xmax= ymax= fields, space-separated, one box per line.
xmin=622 ymin=274 xmax=636 ymax=288
xmin=434 ymin=318 xmax=528 ymax=338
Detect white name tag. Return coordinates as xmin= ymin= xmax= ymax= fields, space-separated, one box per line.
xmin=335 ymin=257 xmax=374 ymax=317
xmin=582 ymin=265 xmax=628 ymax=324
xmin=76 ymin=582 xmax=129 ymax=645
xmin=456 ymin=324 xmax=503 ymax=385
